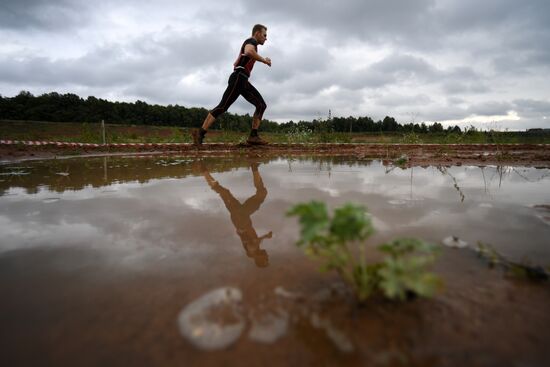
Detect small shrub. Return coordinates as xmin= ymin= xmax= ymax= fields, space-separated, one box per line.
xmin=287 ymin=201 xmax=442 ymax=302
xmin=443 ymin=133 xmax=463 ymax=145
xmin=401 ymin=132 xmax=422 ymax=144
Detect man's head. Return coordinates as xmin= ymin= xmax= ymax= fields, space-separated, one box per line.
xmin=252 ymin=24 xmax=267 ymax=45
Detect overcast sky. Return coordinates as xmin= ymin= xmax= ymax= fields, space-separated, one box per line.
xmin=1 ymin=0 xmax=549 ymax=129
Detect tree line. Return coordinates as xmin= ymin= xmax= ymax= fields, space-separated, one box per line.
xmin=0 ymin=91 xmax=462 ymax=133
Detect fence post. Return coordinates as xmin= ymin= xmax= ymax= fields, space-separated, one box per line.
xmin=101 ymin=120 xmax=106 ymax=145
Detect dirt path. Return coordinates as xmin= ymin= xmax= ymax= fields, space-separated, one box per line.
xmin=2 ymin=142 xmax=550 ymax=167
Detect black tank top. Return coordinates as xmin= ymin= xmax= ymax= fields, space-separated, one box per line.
xmin=234 ymin=37 xmax=258 ymax=76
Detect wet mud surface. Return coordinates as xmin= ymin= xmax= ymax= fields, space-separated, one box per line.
xmin=1 ymin=155 xmax=549 ymax=366
xmin=2 ymin=142 xmax=550 ymax=167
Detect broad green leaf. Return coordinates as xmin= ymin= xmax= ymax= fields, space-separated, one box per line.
xmin=378 ymin=238 xmax=438 ymax=257
xmin=406 ymin=273 xmax=443 ymax=297
xmin=287 ymin=201 xmax=329 ymax=245
xmin=330 ymin=204 xmax=373 ymax=242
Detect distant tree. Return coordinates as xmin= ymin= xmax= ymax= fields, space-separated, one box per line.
xmin=382 ymin=116 xmax=398 ymax=131
xmin=0 ymin=91 xmax=427 ymax=134
xmin=429 ymin=122 xmax=444 ymax=133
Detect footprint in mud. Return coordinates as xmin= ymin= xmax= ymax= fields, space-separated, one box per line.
xmin=178 ymin=286 xmax=355 ymax=353
xmin=177 ymin=287 xmax=245 ymax=350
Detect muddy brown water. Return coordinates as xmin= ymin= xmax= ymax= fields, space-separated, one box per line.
xmin=1 ymin=154 xmax=549 ymax=366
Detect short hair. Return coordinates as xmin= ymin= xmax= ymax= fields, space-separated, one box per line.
xmin=252 ymin=24 xmax=267 ymax=35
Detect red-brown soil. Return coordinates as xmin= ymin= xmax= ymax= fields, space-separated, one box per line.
xmin=2 ymin=143 xmax=549 ymax=167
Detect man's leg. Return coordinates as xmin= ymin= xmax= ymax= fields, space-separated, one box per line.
xmin=241 ymin=82 xmax=268 ymax=145
xmin=192 ymin=73 xmax=243 ymax=145
xmin=192 ymin=113 xmax=215 ymax=145
xmin=202 ymin=113 xmax=217 ymax=130
xmin=252 ymin=115 xmax=261 ymax=131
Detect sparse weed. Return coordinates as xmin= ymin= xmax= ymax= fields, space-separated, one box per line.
xmin=286 ymin=126 xmax=313 ymax=143
xmin=401 ymin=132 xmax=422 ymax=144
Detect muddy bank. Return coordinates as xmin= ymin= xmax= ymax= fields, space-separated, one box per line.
xmin=1 ymin=142 xmax=550 ymax=167
xmin=1 ymin=245 xmax=549 ymax=367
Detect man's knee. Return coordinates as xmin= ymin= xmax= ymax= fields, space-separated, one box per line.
xmin=210 ymin=107 xmax=225 ymax=118
xmin=255 ymin=102 xmax=267 ymax=117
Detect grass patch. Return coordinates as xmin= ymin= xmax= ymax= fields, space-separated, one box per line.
xmin=2 ymin=120 xmax=550 ymax=144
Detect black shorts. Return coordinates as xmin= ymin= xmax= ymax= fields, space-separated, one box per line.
xmin=210 ymin=71 xmax=267 ymax=119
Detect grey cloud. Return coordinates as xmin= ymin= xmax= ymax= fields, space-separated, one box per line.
xmin=0 ymin=29 xmax=233 ymax=89
xmin=337 ymin=53 xmax=438 ymax=91
xmin=467 ymin=101 xmax=514 ymax=116
xmin=374 ymin=93 xmax=433 ymax=107
xmin=339 ymin=53 xmax=485 ymax=93
xmin=0 ymin=0 xmax=92 ymax=31
xmin=438 ymin=0 xmax=550 ymax=33
xmin=418 ymin=104 xmax=470 ymax=122
xmin=441 ymin=81 xmax=490 ymax=95
xmin=265 ymin=45 xmax=333 ymax=82
xmin=242 ymin=0 xmax=436 ymax=46
xmin=436 ymin=65 xmax=490 ymax=95
xmin=372 ymin=54 xmax=436 ymax=77
xmin=447 ymin=97 xmax=466 ymax=105
xmin=512 ymin=99 xmax=550 ymax=118
xmin=246 ymin=0 xmax=550 ymax=75
xmin=492 ymin=35 xmax=550 ymax=74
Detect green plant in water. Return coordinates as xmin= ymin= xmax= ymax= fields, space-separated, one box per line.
xmin=287 ymin=201 xmax=442 ymax=302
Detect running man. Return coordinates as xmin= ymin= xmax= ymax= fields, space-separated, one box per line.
xmin=192 ymin=24 xmax=271 ymax=145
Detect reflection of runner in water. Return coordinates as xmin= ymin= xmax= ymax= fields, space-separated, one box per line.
xmin=200 ymin=162 xmax=272 ymax=267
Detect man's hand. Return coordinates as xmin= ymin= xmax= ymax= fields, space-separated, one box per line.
xmin=263 ymin=57 xmax=272 ymax=67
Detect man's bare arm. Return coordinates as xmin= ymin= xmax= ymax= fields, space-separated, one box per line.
xmin=244 ymin=44 xmax=271 ymax=67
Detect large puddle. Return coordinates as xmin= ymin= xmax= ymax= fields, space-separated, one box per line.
xmin=1 ymin=155 xmax=549 ymax=366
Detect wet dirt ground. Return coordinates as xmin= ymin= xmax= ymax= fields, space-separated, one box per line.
xmin=2 ymin=142 xmax=550 ymax=167
xmin=1 ymin=154 xmax=550 ymax=366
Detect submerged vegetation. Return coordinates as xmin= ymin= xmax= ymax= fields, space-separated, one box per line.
xmin=287 ymin=201 xmax=442 ymax=302
xmin=476 ymin=242 xmax=550 ymax=281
